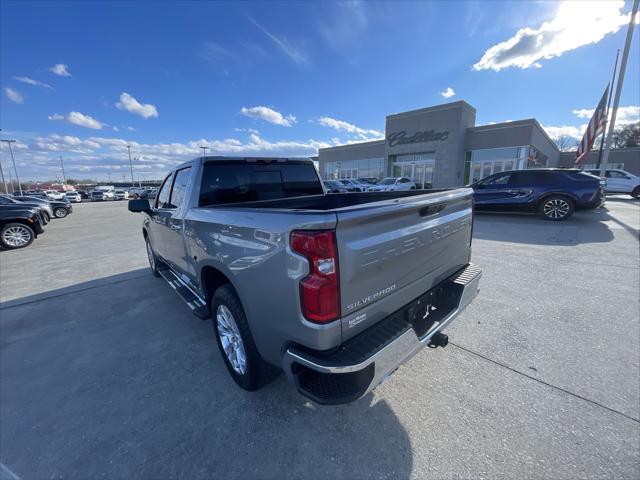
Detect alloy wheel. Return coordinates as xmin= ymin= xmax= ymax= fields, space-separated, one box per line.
xmin=55 ymin=208 xmax=68 ymax=218
xmin=543 ymin=199 xmax=570 ymax=219
xmin=216 ymin=304 xmax=247 ymax=375
xmin=2 ymin=226 xmax=32 ymax=247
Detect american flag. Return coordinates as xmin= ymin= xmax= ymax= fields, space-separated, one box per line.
xmin=575 ymin=85 xmax=609 ymax=166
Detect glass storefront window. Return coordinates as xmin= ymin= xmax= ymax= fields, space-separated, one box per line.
xmin=467 ymin=146 xmax=532 ymax=182
xmin=322 ymin=158 xmax=384 ymax=180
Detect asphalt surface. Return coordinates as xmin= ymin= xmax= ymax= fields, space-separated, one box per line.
xmin=1 ymin=198 xmax=639 ymax=479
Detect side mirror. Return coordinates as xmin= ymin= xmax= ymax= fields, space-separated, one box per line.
xmin=128 ymin=198 xmax=151 ymax=213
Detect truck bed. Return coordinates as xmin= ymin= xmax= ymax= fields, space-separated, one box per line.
xmin=197 ymin=189 xmax=454 ymax=211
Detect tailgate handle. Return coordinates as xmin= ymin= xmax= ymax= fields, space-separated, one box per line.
xmin=419 ymin=204 xmax=446 ymax=217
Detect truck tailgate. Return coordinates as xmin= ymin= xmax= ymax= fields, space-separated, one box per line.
xmin=335 ymin=188 xmax=473 ymax=341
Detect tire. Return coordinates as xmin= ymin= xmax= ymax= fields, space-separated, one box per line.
xmin=631 ymin=187 xmax=640 ymax=199
xmin=145 ymin=237 xmax=161 ymax=277
xmin=0 ymin=223 xmax=35 ymax=249
xmin=43 ymin=212 xmax=51 ymax=222
xmin=212 ymin=284 xmax=271 ymax=391
xmin=540 ymin=195 xmax=574 ymax=221
xmin=54 ymin=207 xmax=68 ymax=218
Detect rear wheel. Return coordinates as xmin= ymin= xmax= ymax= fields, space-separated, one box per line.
xmin=0 ymin=223 xmax=35 ymax=249
xmin=212 ymin=284 xmax=271 ymax=391
xmin=631 ymin=186 xmax=640 ymax=199
xmin=540 ymin=195 xmax=574 ymax=221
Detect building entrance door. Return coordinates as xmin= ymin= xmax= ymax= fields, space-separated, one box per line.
xmin=392 ymin=157 xmax=435 ymax=189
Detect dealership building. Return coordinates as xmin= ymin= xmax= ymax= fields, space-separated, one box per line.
xmin=318 ymin=101 xmax=639 ymax=187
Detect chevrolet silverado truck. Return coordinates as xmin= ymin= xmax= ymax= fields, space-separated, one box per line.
xmin=129 ymin=157 xmax=481 ymax=404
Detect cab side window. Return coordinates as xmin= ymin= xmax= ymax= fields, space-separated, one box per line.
xmin=156 ymin=173 xmax=174 ymax=209
xmin=167 ymin=167 xmax=192 ymax=209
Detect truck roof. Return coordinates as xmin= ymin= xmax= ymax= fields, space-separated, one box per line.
xmin=172 ymin=156 xmax=315 ymax=172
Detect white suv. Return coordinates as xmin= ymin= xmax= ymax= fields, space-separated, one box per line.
xmin=587 ymin=169 xmax=640 ymax=198
xmin=367 ymin=177 xmax=416 ymax=192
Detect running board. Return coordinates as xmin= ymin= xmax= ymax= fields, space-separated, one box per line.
xmin=158 ymin=266 xmax=210 ymax=319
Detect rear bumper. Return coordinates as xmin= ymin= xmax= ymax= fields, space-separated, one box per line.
xmin=282 ymin=263 xmax=482 ymax=405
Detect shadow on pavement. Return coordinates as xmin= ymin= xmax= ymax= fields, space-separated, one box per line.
xmin=0 ymin=269 xmax=413 ymax=479
xmin=472 ymin=210 xmax=615 ymax=245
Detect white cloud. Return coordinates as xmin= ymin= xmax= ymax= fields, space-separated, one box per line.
xmin=440 ymin=87 xmax=456 ymax=98
xmin=12 ymin=130 xmax=332 ymax=181
xmin=543 ymin=125 xmax=584 ymax=140
xmin=317 ymin=117 xmax=383 ymax=140
xmin=13 ymin=76 xmax=52 ymax=89
xmin=48 ymin=111 xmax=103 ymax=129
xmin=4 ymin=87 xmax=24 ymax=104
xmin=113 ymin=126 xmax=120 ymax=132
xmin=473 ymin=1 xmax=634 ymax=71
xmin=573 ymin=105 xmax=639 ymax=125
xmin=50 ymin=63 xmax=71 ymax=76
xmin=115 ymin=92 xmax=159 ymax=119
xmin=240 ymin=106 xmax=296 ymax=126
xmin=127 ymin=126 xmax=136 ymax=131
xmin=248 ymin=17 xmax=309 ymax=66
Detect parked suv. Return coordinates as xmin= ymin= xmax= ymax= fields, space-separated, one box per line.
xmin=471 ymin=169 xmax=604 ymax=221
xmin=585 ymin=169 xmax=640 ymax=198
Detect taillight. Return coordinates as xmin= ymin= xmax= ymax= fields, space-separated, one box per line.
xmin=290 ymin=230 xmax=340 ymax=323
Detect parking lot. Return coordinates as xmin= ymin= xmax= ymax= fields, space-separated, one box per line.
xmin=1 ymin=198 xmax=639 ymax=479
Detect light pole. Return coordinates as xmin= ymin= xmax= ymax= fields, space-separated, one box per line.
xmin=200 ymin=145 xmax=209 ymax=160
xmin=59 ymin=156 xmax=67 ymax=186
xmin=0 ymin=151 xmax=7 ymax=194
xmin=0 ymin=129 xmax=6 ymax=193
xmin=0 ymin=139 xmax=22 ymax=195
xmin=134 ymin=157 xmax=141 ymax=187
xmin=126 ymin=145 xmax=135 ymax=187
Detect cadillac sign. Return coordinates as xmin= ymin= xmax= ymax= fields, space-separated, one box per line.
xmin=387 ymin=129 xmax=449 ymax=147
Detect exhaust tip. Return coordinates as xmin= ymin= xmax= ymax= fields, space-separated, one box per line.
xmin=429 ymin=332 xmax=448 ymax=348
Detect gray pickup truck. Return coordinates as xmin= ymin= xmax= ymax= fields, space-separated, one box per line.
xmin=129 ymin=156 xmax=481 ymax=404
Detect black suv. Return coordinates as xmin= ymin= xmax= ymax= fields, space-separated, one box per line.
xmin=471 ymin=169 xmax=604 ymax=221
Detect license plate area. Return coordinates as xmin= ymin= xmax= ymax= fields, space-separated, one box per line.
xmin=405 ymin=282 xmax=462 ymax=338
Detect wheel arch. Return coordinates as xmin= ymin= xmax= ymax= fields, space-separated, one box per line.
xmin=200 ymin=263 xmax=236 ymax=303
xmin=537 ymin=191 xmax=578 ymax=207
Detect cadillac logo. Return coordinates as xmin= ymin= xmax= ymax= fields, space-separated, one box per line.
xmin=387 ymin=129 xmax=449 ymax=147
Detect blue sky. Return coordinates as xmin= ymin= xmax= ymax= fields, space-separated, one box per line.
xmin=1 ymin=0 xmax=638 ymax=181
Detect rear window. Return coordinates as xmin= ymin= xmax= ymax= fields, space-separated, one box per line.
xmin=510 ymin=171 xmax=555 ymax=185
xmin=199 ymin=161 xmax=323 ymax=206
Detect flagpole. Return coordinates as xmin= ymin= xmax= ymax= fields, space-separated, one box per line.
xmin=600 ymin=0 xmax=638 ymax=178
xmin=595 ymin=49 xmax=620 ymax=170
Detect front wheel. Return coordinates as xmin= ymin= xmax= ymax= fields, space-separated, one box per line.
xmin=0 ymin=223 xmax=35 ymax=249
xmin=541 ymin=196 xmax=574 ymax=221
xmin=54 ymin=207 xmax=68 ymax=218
xmin=145 ymin=237 xmax=161 ymax=277
xmin=212 ymin=284 xmax=272 ymax=391
xmin=631 ymin=187 xmax=640 ymax=199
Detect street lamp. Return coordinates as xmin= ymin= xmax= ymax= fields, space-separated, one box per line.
xmin=126 ymin=145 xmax=135 ymax=188
xmin=200 ymin=145 xmax=209 ymax=160
xmin=0 ymin=139 xmax=22 ymax=195
xmin=59 ymin=156 xmax=67 ymax=186
xmin=133 ymin=157 xmax=142 ymax=187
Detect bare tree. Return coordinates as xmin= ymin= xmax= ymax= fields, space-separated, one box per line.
xmin=554 ymin=135 xmax=578 ymax=152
